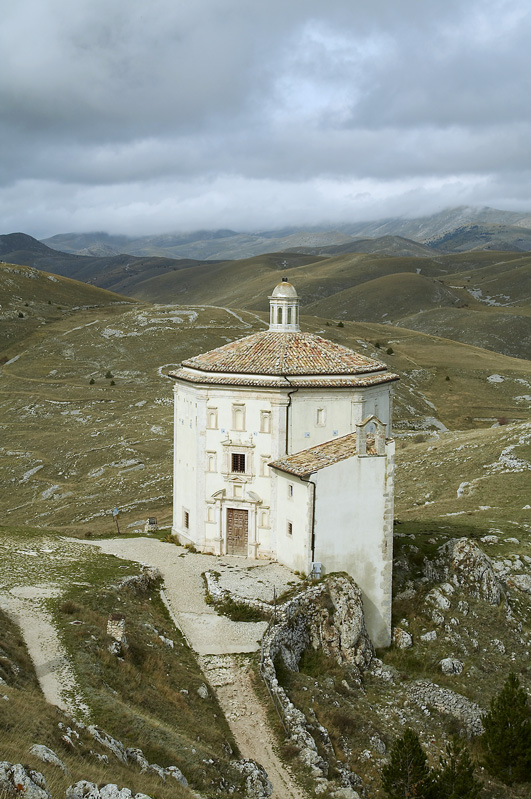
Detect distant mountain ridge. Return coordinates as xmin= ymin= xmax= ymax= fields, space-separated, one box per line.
xmin=39 ymin=205 xmax=531 ymax=260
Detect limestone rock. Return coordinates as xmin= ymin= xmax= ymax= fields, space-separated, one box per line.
xmin=439 ymin=657 xmax=464 ymax=675
xmin=66 ymin=783 xmax=152 ymax=799
xmin=117 ymin=568 xmax=161 ymax=594
xmin=407 ymin=679 xmax=484 ymax=735
xmin=197 ymin=683 xmax=209 ymax=699
xmin=165 ymin=766 xmax=188 ymax=787
xmin=426 ymin=538 xmax=503 ymax=605
xmin=393 ymin=627 xmax=413 ymax=649
xmin=333 ymin=789 xmax=361 ymax=799
xmin=29 ymin=744 xmax=67 ymax=773
xmin=508 ymin=574 xmax=531 ymax=593
xmin=87 ymin=726 xmax=127 ymax=763
xmin=0 ymin=762 xmax=50 ymax=799
xmin=125 ymin=748 xmax=149 ymax=772
xmin=233 ymin=759 xmax=273 ymax=798
xmin=420 ymin=630 xmax=437 ymax=642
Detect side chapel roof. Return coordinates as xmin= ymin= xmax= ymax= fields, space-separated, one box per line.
xmin=269 ymin=432 xmax=379 ymax=477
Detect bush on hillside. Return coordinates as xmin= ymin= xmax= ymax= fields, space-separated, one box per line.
xmin=481 ymin=672 xmax=531 ymax=784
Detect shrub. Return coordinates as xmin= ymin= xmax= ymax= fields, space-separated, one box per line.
xmin=18 ymin=312 xmax=24 ymax=318
xmin=89 ymin=378 xmax=95 ymax=385
xmin=434 ymin=738 xmax=481 ymax=799
xmin=337 ymin=321 xmax=344 ymax=328
xmin=105 ymin=370 xmax=113 ymax=379
xmin=481 ymin=672 xmax=531 ymax=784
xmin=110 ymin=380 xmax=115 ymax=386
xmin=386 ymin=347 xmax=394 ymax=355
xmin=382 ymin=728 xmax=435 ymax=798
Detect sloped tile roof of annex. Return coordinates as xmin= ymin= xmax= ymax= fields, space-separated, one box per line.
xmin=177 ymin=330 xmax=390 ymax=376
xmin=269 ymin=433 xmax=378 ymax=478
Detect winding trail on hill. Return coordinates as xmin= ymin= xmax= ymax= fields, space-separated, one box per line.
xmin=87 ymin=537 xmax=307 ymax=799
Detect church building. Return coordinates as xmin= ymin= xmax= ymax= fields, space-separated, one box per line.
xmin=169 ymin=279 xmax=399 ymax=646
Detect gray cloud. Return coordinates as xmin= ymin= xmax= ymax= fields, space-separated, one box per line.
xmin=1 ymin=0 xmax=531 ymax=237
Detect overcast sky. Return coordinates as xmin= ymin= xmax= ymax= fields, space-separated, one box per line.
xmin=1 ymin=0 xmax=531 ymax=238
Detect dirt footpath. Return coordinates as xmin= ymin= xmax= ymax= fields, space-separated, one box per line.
xmin=201 ymin=654 xmax=307 ymax=799
xmin=88 ymin=537 xmax=308 ymax=799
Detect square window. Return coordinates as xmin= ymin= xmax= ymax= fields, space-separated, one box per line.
xmin=231 ymin=452 xmax=246 ymax=473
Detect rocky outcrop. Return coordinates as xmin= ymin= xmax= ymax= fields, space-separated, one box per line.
xmin=407 ymin=680 xmax=485 ymax=736
xmin=260 ymin=575 xmax=372 ymax=787
xmin=0 ymin=762 xmax=50 ymax=799
xmin=66 ymin=783 xmax=152 ymax=799
xmin=87 ymin=726 xmax=187 ymax=786
xmin=232 ymin=760 xmax=273 ymax=799
xmin=424 ymin=538 xmax=504 ymax=605
xmin=29 ymin=744 xmax=67 ymax=773
xmin=116 ymin=567 xmax=161 ymax=594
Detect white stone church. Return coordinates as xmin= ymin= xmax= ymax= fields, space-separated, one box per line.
xmin=169 ymin=279 xmax=399 ymax=646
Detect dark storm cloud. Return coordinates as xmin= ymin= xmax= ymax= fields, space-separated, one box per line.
xmin=1 ymin=0 xmax=531 ymax=236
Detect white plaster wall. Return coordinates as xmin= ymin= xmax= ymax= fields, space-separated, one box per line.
xmin=173 ymin=381 xmax=290 ymax=556
xmin=272 ymin=471 xmax=313 ymax=575
xmin=172 ymin=382 xmax=200 ymax=543
xmin=312 ymin=448 xmax=393 ymax=648
xmin=289 ymin=384 xmax=392 ymax=453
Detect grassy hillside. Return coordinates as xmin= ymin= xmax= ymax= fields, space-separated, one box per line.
xmin=1 ymin=278 xmax=531 ymax=533
xmin=0 ymin=261 xmax=135 ymax=353
xmin=305 ymin=272 xmax=466 ymax=323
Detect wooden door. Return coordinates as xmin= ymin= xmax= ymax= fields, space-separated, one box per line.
xmin=226 ymin=508 xmax=248 ymax=555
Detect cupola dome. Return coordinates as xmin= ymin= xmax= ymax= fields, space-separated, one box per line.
xmin=269 ymin=277 xmax=300 ymax=332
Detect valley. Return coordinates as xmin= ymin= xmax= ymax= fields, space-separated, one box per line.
xmin=1 ymin=227 xmax=531 ymax=798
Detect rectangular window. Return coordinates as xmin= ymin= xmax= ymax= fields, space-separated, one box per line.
xmin=207 ymin=408 xmax=218 ymax=429
xmin=260 ymin=410 xmax=271 ymax=433
xmin=287 ymin=521 xmax=293 ymax=536
xmin=183 ymin=510 xmax=190 ymax=529
xmin=232 ymin=404 xmax=246 ymax=432
xmin=231 ymin=453 xmax=246 ymax=473
xmin=316 ymin=408 xmax=326 ymax=426
xmin=288 ymin=484 xmax=294 ymax=498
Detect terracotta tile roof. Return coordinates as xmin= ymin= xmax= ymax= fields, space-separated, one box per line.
xmin=180 ymin=331 xmax=387 ymax=376
xmin=170 ymin=367 xmax=399 ymax=389
xmin=269 ymin=433 xmax=378 ymax=477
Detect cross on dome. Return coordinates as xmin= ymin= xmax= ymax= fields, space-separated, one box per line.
xmin=269 ymin=277 xmax=300 ymax=332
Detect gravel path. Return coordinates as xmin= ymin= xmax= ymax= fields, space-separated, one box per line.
xmin=0 ymin=585 xmax=90 ymax=717
xmin=87 ymin=537 xmax=298 ymax=654
xmin=87 ymin=537 xmax=308 ymax=798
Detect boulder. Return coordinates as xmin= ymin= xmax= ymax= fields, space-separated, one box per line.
xmin=0 ymin=762 xmax=50 ymax=799
xmin=29 ymin=744 xmax=67 ymax=773
xmin=233 ymin=759 xmax=273 ymax=798
xmin=426 ymin=538 xmax=503 ymax=605
xmin=439 ymin=658 xmax=464 ymax=675
xmin=392 ymin=627 xmax=413 ymax=649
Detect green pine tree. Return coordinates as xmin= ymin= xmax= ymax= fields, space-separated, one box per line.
xmin=482 ymin=672 xmax=531 ymax=784
xmin=433 ymin=738 xmax=481 ymax=799
xmin=382 ymin=728 xmax=435 ymax=799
